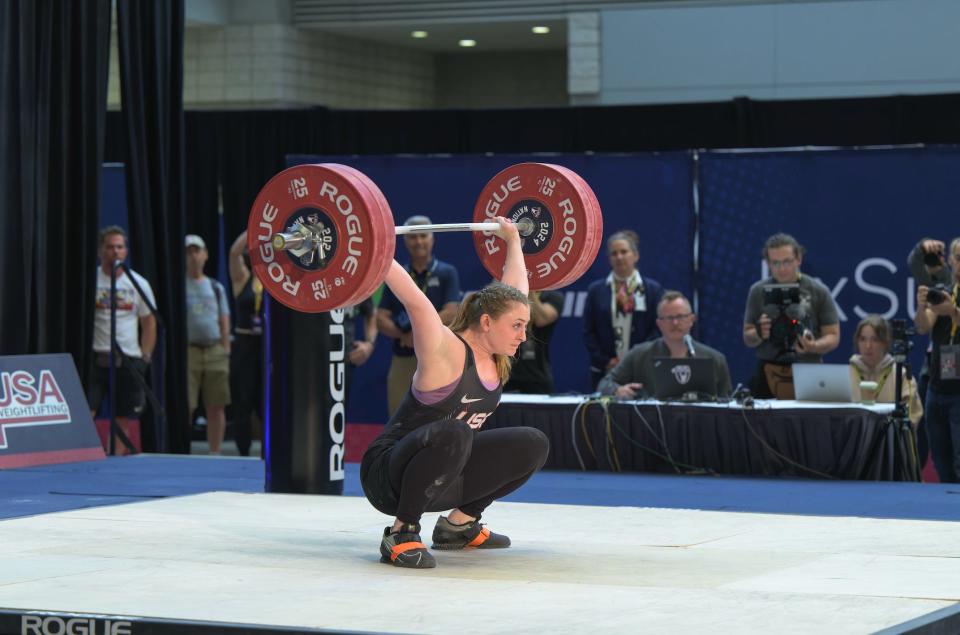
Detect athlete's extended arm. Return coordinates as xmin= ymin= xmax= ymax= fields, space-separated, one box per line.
xmin=494 ymin=217 xmax=528 ymax=295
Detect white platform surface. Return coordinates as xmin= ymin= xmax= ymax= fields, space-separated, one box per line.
xmin=1 ymin=492 xmax=958 ymax=634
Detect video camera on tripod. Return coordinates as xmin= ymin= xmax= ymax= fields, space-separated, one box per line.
xmin=761 ymin=283 xmax=810 ymax=356
xmin=889 ymin=318 xmax=914 ymax=360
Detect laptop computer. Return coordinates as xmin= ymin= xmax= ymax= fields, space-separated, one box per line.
xmin=791 ymin=363 xmax=854 ymax=402
xmin=651 ymin=357 xmax=717 ymax=400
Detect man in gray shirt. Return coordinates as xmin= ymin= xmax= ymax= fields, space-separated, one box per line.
xmin=742 ymin=233 xmax=840 ymax=399
xmin=599 ymin=291 xmax=732 ymax=399
xmin=185 ymin=234 xmax=232 ymax=454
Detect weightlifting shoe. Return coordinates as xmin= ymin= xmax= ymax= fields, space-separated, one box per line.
xmin=379 ymin=523 xmax=436 ymax=569
xmin=431 ymin=515 xmax=511 ymax=550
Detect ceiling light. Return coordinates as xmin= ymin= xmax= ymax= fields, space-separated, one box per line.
xmin=532 ymin=26 xmax=550 ymax=35
xmin=458 ymin=39 xmax=477 ymax=48
xmin=411 ymin=30 xmax=428 ymax=39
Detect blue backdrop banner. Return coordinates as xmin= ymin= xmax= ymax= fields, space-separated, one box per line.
xmin=698 ymin=146 xmax=959 ymax=387
xmin=287 ymin=153 xmax=695 ymax=423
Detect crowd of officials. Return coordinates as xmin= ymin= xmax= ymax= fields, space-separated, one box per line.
xmin=87 ymin=222 xmax=960 ymax=483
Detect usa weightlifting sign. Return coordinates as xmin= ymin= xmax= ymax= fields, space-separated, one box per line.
xmin=247 ymin=162 xmax=603 ymax=312
xmin=0 ymin=354 xmax=105 ymax=469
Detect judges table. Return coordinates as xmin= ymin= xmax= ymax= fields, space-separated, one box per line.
xmin=488 ymin=395 xmax=920 ymax=481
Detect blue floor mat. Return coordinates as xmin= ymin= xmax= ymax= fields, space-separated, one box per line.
xmin=2 ymin=456 xmax=959 ymax=522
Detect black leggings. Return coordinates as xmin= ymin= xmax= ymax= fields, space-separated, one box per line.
xmin=384 ymin=421 xmax=549 ymax=525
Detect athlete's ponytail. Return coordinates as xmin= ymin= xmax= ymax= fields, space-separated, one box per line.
xmin=450 ymin=282 xmax=529 ymax=383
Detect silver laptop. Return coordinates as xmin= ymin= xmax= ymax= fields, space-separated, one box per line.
xmin=792 ymin=363 xmax=853 ymax=402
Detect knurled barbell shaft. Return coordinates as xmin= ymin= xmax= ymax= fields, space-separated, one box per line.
xmin=399 ymin=218 xmax=536 ymax=235
xmin=272 ymin=219 xmax=536 ymax=251
xmin=394 ymin=222 xmax=499 ymax=235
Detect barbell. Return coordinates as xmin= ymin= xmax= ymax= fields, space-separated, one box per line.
xmin=246 ymin=162 xmax=604 ymax=313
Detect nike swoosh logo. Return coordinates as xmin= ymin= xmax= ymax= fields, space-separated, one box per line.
xmin=461 ymin=395 xmax=483 ymax=404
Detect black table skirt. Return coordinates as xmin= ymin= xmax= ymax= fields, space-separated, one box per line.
xmin=484 ymin=400 xmax=920 ymax=481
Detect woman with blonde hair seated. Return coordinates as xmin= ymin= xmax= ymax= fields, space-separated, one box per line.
xmin=849 ymin=315 xmax=923 ymax=425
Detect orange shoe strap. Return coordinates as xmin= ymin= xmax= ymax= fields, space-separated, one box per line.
xmin=390 ymin=541 xmax=427 ymax=561
xmin=466 ymin=527 xmax=490 ymax=547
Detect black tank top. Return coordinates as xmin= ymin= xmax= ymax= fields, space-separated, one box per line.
xmin=233 ymin=276 xmax=263 ymax=335
xmin=364 ymin=333 xmax=503 ymax=462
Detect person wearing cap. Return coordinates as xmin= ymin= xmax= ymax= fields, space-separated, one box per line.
xmin=185 ymin=234 xmax=232 ymax=454
xmin=377 ymin=215 xmax=462 ymax=414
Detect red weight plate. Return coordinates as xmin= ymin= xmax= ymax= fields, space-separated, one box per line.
xmin=549 ymin=165 xmax=603 ymax=288
xmin=564 ymin=168 xmax=604 ymax=286
xmin=542 ymin=165 xmax=590 ymax=289
xmin=562 ymin=169 xmax=603 ymax=288
xmin=246 ymin=164 xmax=391 ymax=313
xmin=329 ymin=164 xmax=396 ymax=307
xmin=472 ymin=163 xmax=600 ymax=291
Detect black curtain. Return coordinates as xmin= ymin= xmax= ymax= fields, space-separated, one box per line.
xmin=0 ymin=2 xmax=110 ymax=378
xmin=144 ymin=92 xmax=960 ymax=243
xmin=116 ymin=0 xmax=189 ymax=453
xmin=222 ymin=111 xmax=328 ymax=256
xmin=184 ymin=113 xmax=221 ymax=271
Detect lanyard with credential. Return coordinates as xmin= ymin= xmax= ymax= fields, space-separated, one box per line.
xmin=951 ymin=284 xmax=959 ymax=342
xmin=408 ymin=259 xmax=438 ymax=294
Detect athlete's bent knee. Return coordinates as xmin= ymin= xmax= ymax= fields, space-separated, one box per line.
xmin=524 ymin=428 xmax=550 ymax=469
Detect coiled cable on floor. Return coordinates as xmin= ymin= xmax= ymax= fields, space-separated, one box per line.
xmin=606 ymin=408 xmax=710 ymax=474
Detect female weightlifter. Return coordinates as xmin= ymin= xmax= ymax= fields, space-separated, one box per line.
xmin=360 ymin=217 xmax=550 ymax=569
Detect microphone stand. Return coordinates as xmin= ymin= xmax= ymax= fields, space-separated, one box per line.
xmin=107 ymin=261 xmax=136 ymax=456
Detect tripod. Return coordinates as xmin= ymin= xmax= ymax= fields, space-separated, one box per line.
xmin=889 ymin=319 xmax=922 ymax=481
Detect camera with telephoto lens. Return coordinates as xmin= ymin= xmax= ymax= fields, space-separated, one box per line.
xmin=926 ymin=284 xmax=951 ymax=306
xmin=762 ymin=283 xmax=809 ymax=354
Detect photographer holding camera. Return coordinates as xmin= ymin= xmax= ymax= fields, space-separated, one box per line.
xmin=742 ymin=233 xmax=840 ymax=399
xmin=913 ymin=237 xmax=960 ymax=483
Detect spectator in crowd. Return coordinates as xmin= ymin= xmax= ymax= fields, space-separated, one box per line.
xmin=87 ymin=225 xmax=156 ymax=455
xmin=584 ymin=230 xmax=664 ymax=390
xmin=377 ymin=215 xmax=461 ymax=414
xmin=185 ymin=234 xmax=231 ymax=455
xmin=742 ymin=233 xmax=840 ymax=399
xmin=504 ymin=290 xmax=564 ymax=394
xmin=914 ymin=237 xmax=960 ymax=483
xmin=228 ymin=230 xmax=263 ymax=456
xmin=345 ymin=297 xmax=378 ymax=398
xmin=907 ymin=238 xmax=953 ymax=472
xmin=848 ymin=315 xmax=922 ymax=425
xmin=598 ymin=291 xmax=731 ymax=399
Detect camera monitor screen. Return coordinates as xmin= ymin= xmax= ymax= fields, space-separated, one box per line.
xmin=762 ymin=283 xmax=801 ymax=306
